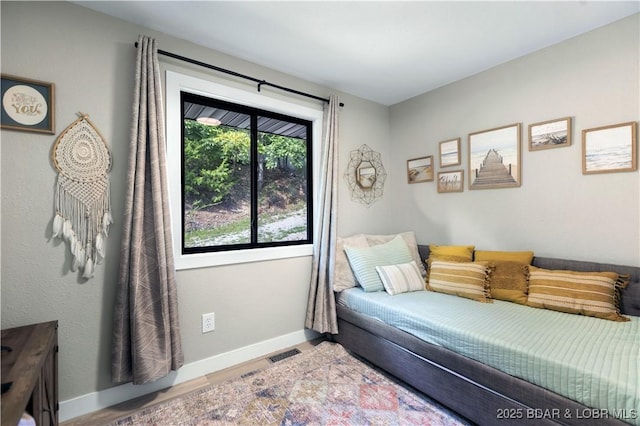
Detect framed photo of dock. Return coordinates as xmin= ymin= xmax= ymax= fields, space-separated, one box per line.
xmin=529 ymin=117 xmax=571 ymax=151
xmin=407 ymin=155 xmax=434 ymax=183
xmin=437 ymin=170 xmax=464 ymax=193
xmin=468 ymin=123 xmax=521 ymax=190
xmin=582 ymin=121 xmax=637 ymax=175
xmin=439 ymin=138 xmax=461 ymax=167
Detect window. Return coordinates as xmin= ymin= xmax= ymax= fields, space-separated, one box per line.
xmin=166 ymin=71 xmax=323 ymax=269
xmin=182 ymin=92 xmax=313 ymax=252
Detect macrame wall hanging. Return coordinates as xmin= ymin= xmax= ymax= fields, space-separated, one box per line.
xmin=51 ymin=113 xmax=112 ymax=279
xmin=344 ymin=144 xmax=387 ymax=207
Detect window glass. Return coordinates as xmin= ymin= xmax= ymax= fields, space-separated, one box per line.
xmin=257 ymin=116 xmax=309 ymax=243
xmin=181 ymin=93 xmax=312 ymax=254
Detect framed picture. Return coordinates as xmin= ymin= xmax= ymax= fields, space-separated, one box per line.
xmin=1 ymin=74 xmax=55 ymax=134
xmin=468 ymin=123 xmax=521 ymax=190
xmin=582 ymin=121 xmax=637 ymax=174
xmin=407 ymin=155 xmax=434 ymax=183
xmin=529 ymin=117 xmax=571 ymax=151
xmin=437 ymin=170 xmax=464 ymax=193
xmin=439 ymin=138 xmax=461 ymax=167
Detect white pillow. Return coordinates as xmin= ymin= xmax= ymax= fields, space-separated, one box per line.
xmin=332 ymin=234 xmax=369 ymax=292
xmin=376 ymin=261 xmax=425 ymax=295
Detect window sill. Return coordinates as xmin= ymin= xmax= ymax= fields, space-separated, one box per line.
xmin=174 ymin=244 xmax=313 ymax=270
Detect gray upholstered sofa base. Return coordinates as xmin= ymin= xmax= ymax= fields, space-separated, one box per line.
xmin=333 ymin=246 xmax=640 ymax=426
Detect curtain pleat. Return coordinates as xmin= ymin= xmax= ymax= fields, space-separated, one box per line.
xmin=112 ymin=35 xmax=184 ymax=385
xmin=305 ymin=95 xmax=340 ymax=334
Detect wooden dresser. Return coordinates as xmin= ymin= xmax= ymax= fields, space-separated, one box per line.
xmin=1 ymin=321 xmax=59 ymax=426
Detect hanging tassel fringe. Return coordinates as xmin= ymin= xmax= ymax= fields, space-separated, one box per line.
xmin=95 ymin=233 xmax=105 ymax=264
xmin=102 ymin=211 xmax=113 ymax=236
xmin=52 ymin=174 xmax=111 ymax=278
xmin=75 ymin=244 xmax=86 ymax=270
xmin=52 ymin=214 xmax=64 ymax=238
xmin=62 ymin=219 xmax=73 ymax=241
xmin=83 ymin=258 xmax=94 ymax=279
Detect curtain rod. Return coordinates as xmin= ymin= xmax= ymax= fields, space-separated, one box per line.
xmin=134 ymin=42 xmax=344 ymax=107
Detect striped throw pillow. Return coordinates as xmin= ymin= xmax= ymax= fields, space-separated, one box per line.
xmin=376 ymin=261 xmax=425 ymax=295
xmin=427 ymin=260 xmax=493 ymax=302
xmin=527 ymin=266 xmax=630 ymax=322
xmin=344 ymin=235 xmax=414 ymax=292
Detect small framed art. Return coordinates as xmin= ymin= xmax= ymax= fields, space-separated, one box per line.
xmin=407 ymin=155 xmax=434 ymax=183
xmin=529 ymin=117 xmax=571 ymax=151
xmin=437 ymin=170 xmax=464 ymax=193
xmin=468 ymin=123 xmax=521 ymax=190
xmin=439 ymin=138 xmax=461 ymax=167
xmin=1 ymin=74 xmax=55 ymax=134
xmin=582 ymin=121 xmax=637 ymax=174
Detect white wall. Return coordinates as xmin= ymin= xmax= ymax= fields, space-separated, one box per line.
xmin=388 ymin=14 xmax=640 ymax=266
xmin=0 ymin=0 xmax=388 ymax=417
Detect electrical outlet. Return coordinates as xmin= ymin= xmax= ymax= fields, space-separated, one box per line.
xmin=202 ymin=312 xmax=215 ymax=333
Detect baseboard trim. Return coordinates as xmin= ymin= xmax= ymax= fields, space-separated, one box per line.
xmin=59 ymin=329 xmax=320 ymax=422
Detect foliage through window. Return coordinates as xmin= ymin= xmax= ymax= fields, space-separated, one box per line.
xmin=181 ymin=92 xmax=313 ymax=253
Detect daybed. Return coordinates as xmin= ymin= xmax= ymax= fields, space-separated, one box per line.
xmin=332 ymin=241 xmax=640 ymax=426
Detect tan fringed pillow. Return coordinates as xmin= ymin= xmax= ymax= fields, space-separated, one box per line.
xmin=473 ymin=251 xmax=534 ymax=305
xmin=428 ymin=244 xmax=475 ymax=263
xmin=527 ymin=266 xmax=630 ymax=322
xmin=427 ymin=260 xmax=493 ymax=303
xmin=486 ymin=261 xmax=529 ymax=304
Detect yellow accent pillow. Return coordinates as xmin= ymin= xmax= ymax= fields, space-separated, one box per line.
xmin=428 ymin=245 xmax=475 ymax=262
xmin=527 ymin=266 xmax=630 ymax=322
xmin=473 ymin=251 xmax=534 ymax=304
xmin=427 ymin=260 xmax=493 ymax=303
xmin=474 ymin=250 xmax=534 ymax=264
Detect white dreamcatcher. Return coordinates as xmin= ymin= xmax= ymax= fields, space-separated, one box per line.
xmin=51 ymin=113 xmax=112 ymax=278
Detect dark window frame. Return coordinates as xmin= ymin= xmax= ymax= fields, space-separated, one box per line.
xmin=180 ymin=91 xmax=313 ymax=255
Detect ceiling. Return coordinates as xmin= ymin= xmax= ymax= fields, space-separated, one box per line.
xmin=75 ymin=1 xmax=639 ymax=106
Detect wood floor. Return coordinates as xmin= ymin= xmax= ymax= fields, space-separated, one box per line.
xmin=61 ymin=339 xmax=324 ymax=426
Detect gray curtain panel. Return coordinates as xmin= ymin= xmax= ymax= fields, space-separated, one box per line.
xmin=305 ymin=95 xmax=340 ymax=334
xmin=112 ymin=36 xmax=184 ymax=385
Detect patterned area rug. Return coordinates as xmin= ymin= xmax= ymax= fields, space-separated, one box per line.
xmin=108 ymin=341 xmax=470 ymax=425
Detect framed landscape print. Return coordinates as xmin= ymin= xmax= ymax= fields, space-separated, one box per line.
xmin=582 ymin=121 xmax=637 ymax=174
xmin=407 ymin=155 xmax=434 ymax=183
xmin=1 ymin=74 xmax=55 ymax=134
xmin=439 ymin=138 xmax=461 ymax=167
xmin=468 ymin=123 xmax=521 ymax=190
xmin=437 ymin=170 xmax=464 ymax=193
xmin=529 ymin=117 xmax=571 ymax=151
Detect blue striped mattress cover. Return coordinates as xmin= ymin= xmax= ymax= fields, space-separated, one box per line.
xmin=337 ymin=288 xmax=640 ymax=424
